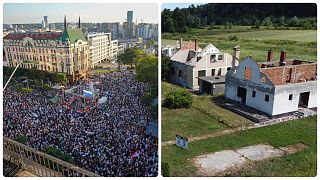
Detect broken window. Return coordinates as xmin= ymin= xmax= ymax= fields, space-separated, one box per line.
xmin=218 ymin=55 xmax=223 ymax=60
xmin=178 ymin=70 xmax=183 ymax=77
xmin=265 ymin=94 xmax=269 ymax=102
xmin=217 ymin=68 xmax=221 ymax=76
xmin=210 ymin=55 xmax=216 ymax=63
xmin=227 ymin=67 xmax=231 ymax=71
xmin=289 ymin=94 xmax=293 ymax=100
xmin=252 ymin=90 xmax=256 ymax=97
xmin=198 ymin=70 xmax=206 ymax=77
xmin=245 ymin=67 xmax=252 ymax=80
xmin=261 ymin=77 xmax=266 ymax=83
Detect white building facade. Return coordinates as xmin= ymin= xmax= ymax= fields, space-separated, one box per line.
xmin=225 ymin=53 xmax=317 ymax=116
xmin=87 ymin=33 xmax=119 ymax=68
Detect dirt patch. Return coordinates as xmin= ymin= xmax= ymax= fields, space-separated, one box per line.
xmin=279 ymin=143 xmax=308 ymax=155
xmin=193 ymin=143 xmax=308 ymax=176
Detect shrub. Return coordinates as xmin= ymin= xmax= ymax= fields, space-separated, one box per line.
xmin=229 ymin=35 xmax=239 ymax=41
xmin=42 ymin=147 xmax=74 ymax=164
xmin=141 ymin=92 xmax=153 ymax=106
xmin=15 ymin=135 xmax=27 ymax=144
xmin=161 ymin=161 xmax=170 ymax=177
xmin=163 ymin=88 xmax=193 ymax=109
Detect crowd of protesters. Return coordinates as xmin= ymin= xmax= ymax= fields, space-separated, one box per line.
xmin=3 ymin=71 xmax=158 ymax=177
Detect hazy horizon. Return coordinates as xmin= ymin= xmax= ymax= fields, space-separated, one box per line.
xmin=4 ymin=3 xmax=158 ymax=24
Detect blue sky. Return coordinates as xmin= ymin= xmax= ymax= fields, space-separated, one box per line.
xmin=161 ymin=3 xmax=204 ymax=11
xmin=3 ymin=3 xmax=158 ymax=24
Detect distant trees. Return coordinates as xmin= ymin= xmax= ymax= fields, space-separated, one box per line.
xmin=161 ymin=3 xmax=317 ymax=32
xmin=161 ymin=55 xmax=171 ymax=82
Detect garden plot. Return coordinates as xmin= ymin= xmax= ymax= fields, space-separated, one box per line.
xmin=193 ymin=143 xmax=307 ymax=176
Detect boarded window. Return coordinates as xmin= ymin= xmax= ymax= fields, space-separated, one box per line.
xmin=245 ymin=67 xmax=252 ymax=80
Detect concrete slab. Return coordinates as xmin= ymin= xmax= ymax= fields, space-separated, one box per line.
xmin=194 ymin=150 xmax=246 ymax=176
xmin=236 ymin=144 xmax=284 ymax=161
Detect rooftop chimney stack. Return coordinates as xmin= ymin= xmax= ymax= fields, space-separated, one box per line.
xmin=280 ymin=51 xmax=286 ymax=66
xmin=232 ymin=45 xmax=240 ymax=69
xmin=194 ymin=38 xmax=198 ymax=52
xmin=267 ymin=49 xmax=273 ymax=62
xmin=179 ymin=37 xmax=183 ymax=50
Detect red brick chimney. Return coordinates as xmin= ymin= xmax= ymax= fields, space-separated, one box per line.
xmin=194 ymin=38 xmax=198 ymax=52
xmin=267 ymin=49 xmax=273 ymax=62
xmin=280 ymin=51 xmax=286 ymax=66
xmin=179 ymin=37 xmax=183 ymax=49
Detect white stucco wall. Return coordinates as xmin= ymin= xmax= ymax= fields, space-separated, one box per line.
xmin=272 ymin=81 xmax=317 ymax=115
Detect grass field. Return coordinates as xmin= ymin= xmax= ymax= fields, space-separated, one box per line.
xmin=162 ymin=27 xmax=316 ymax=62
xmin=162 ymin=116 xmax=317 ymax=177
xmin=162 ymin=82 xmax=252 ymax=142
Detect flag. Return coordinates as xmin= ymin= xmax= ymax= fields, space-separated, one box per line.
xmin=131 ymin=150 xmax=141 ymax=158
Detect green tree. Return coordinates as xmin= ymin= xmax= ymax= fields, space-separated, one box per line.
xmin=161 ymin=55 xmax=171 ymax=82
xmin=146 ymin=40 xmax=155 ymax=48
xmin=55 ymin=72 xmax=68 ymax=85
xmin=135 ymin=54 xmax=158 ymax=84
xmin=42 ymin=147 xmax=74 ymax=164
xmin=118 ymin=47 xmax=145 ymax=69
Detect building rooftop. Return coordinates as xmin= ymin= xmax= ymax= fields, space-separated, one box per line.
xmin=61 ymin=28 xmax=87 ymax=43
xmin=3 ymin=32 xmax=62 ymax=40
xmin=197 ymin=75 xmax=226 ymax=84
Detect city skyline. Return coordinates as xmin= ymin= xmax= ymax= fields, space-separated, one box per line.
xmin=161 ymin=3 xmax=204 ymax=10
xmin=4 ymin=3 xmax=158 ymax=24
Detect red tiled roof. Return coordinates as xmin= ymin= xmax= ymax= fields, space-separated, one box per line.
xmin=181 ymin=40 xmax=200 ymax=50
xmin=4 ymin=32 xmax=62 ymax=40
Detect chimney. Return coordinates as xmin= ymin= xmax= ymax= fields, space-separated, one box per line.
xmin=267 ymin=49 xmax=273 ymax=62
xmin=280 ymin=51 xmax=286 ymax=66
xmin=194 ymin=38 xmax=198 ymax=52
xmin=232 ymin=45 xmax=240 ymax=69
xmin=179 ymin=37 xmax=183 ymax=49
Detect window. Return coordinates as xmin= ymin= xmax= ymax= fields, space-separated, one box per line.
xmin=245 ymin=67 xmax=252 ymax=80
xmin=252 ymin=90 xmax=256 ymax=97
xmin=289 ymin=94 xmax=293 ymax=100
xmin=210 ymin=54 xmax=216 ymax=63
xmin=212 ymin=69 xmax=216 ymax=76
xmin=178 ymin=70 xmax=183 ymax=77
xmin=265 ymin=94 xmax=269 ymax=102
xmin=217 ymin=68 xmax=221 ymax=76
xmin=227 ymin=67 xmax=231 ymax=71
xmin=198 ymin=70 xmax=206 ymax=77
xmin=218 ymin=55 xmax=223 ymax=60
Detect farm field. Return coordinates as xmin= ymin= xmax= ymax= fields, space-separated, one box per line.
xmin=162 ymin=115 xmax=317 ymax=177
xmin=162 ymin=27 xmax=316 ymax=62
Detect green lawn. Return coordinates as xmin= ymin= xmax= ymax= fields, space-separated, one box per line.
xmin=161 ymin=82 xmax=252 ymax=142
xmin=162 ymin=27 xmax=316 ymax=62
xmin=162 ymin=116 xmax=317 ymax=177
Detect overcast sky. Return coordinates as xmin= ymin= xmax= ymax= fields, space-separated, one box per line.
xmin=3 ymin=3 xmax=158 ymax=24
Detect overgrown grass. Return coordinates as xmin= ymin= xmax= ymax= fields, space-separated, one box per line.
xmin=162 ymin=27 xmax=316 ymax=62
xmin=161 ymin=82 xmax=252 ymax=142
xmin=162 ymin=116 xmax=317 ymax=177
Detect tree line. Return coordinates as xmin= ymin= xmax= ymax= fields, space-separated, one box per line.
xmin=162 ymin=3 xmax=317 ymax=32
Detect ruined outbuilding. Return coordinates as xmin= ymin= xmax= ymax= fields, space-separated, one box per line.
xmin=225 ymin=50 xmax=317 ymax=116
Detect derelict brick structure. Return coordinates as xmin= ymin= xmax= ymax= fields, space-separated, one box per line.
xmin=225 ymin=51 xmax=317 ymax=116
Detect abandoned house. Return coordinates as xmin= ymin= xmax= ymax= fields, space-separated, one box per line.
xmin=225 ymin=50 xmax=317 ymax=116
xmin=169 ymin=37 xmax=239 ymax=90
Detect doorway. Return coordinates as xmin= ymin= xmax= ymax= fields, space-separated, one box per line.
xmin=237 ymin=86 xmax=247 ymax=104
xmin=299 ymin=92 xmax=310 ymax=108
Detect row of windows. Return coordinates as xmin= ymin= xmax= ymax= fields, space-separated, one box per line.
xmin=251 ymin=90 xmax=293 ymax=102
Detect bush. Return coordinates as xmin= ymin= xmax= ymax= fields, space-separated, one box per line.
xmin=161 ymin=161 xmax=170 ymax=177
xmin=229 ymin=35 xmax=239 ymax=41
xmin=15 ymin=135 xmax=27 ymax=144
xmin=42 ymin=147 xmax=74 ymax=164
xmin=163 ymin=88 xmax=193 ymax=109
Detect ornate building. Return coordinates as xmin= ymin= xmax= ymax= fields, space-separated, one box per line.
xmin=3 ymin=16 xmax=89 ymax=81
